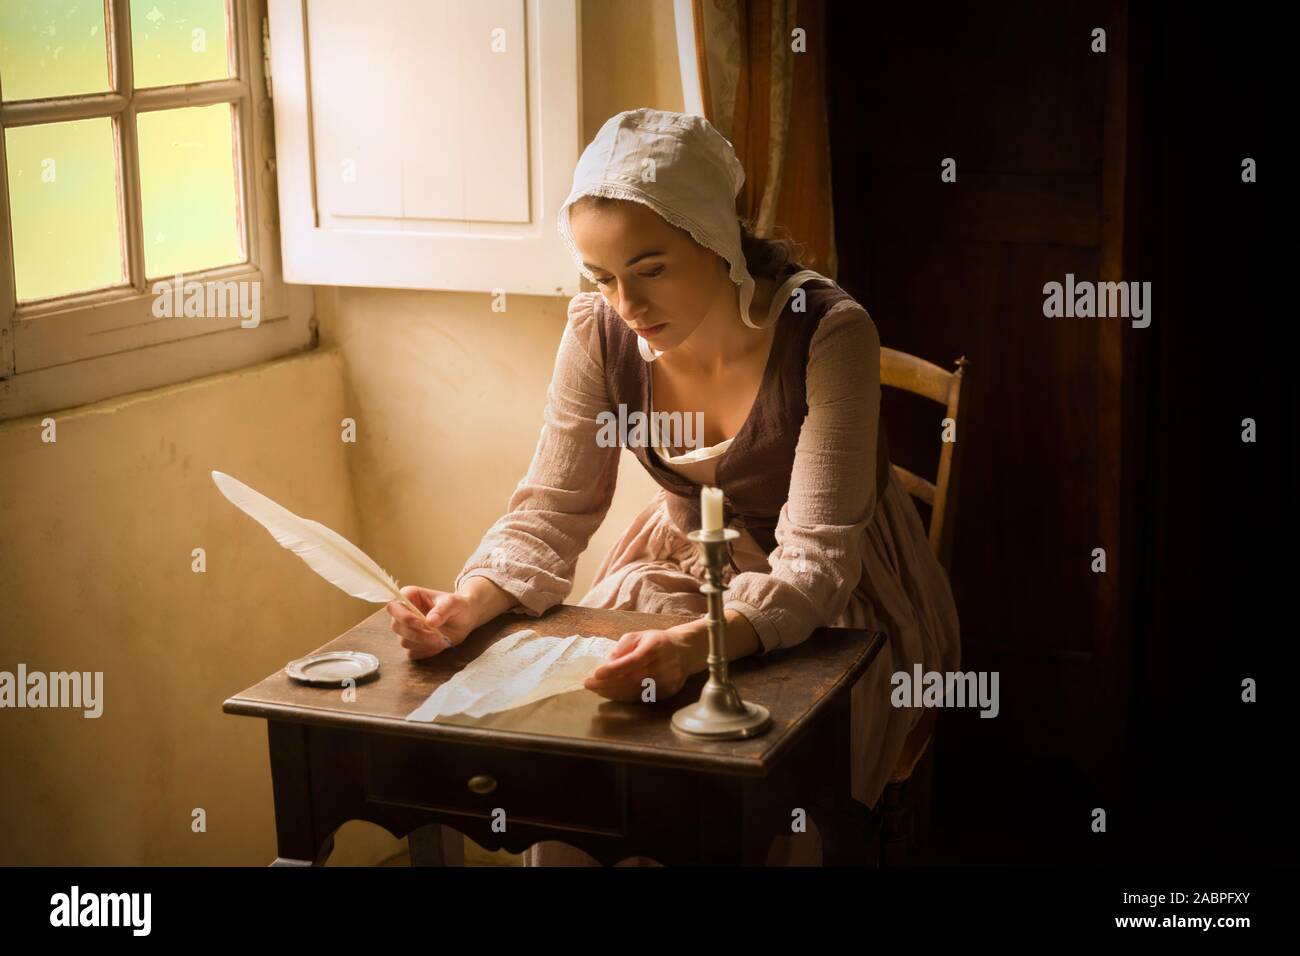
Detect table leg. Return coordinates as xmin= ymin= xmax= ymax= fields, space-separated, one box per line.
xmin=690 ymin=774 xmax=779 ymax=865
xmin=267 ymin=720 xmax=337 ymax=866
xmin=814 ymin=691 xmax=877 ymax=865
xmin=409 ymin=824 xmax=466 ymax=866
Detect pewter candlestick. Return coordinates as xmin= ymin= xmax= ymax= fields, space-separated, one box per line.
xmin=671 ymin=527 xmax=772 ymax=738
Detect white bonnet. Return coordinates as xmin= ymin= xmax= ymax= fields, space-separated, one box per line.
xmin=556 ymin=108 xmax=763 ymax=354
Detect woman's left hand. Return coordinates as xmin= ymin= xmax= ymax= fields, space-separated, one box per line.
xmin=583 ymin=629 xmax=698 ymax=702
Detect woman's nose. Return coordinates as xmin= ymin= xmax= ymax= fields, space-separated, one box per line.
xmin=619 ymin=289 xmax=649 ymax=320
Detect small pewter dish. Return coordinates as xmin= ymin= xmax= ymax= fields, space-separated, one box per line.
xmin=284 ymin=650 xmax=380 ymax=686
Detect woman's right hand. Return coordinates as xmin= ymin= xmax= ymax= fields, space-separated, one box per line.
xmin=387 ymin=586 xmax=478 ymax=660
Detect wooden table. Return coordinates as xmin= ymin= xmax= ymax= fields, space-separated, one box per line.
xmin=223 ymin=604 xmax=887 ymax=866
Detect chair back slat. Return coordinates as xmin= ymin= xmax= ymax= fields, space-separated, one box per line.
xmin=880 ymin=347 xmax=953 ymax=404
xmin=891 ymin=464 xmax=935 ymax=505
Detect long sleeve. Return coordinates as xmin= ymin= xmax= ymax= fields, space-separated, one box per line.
xmin=453 ymin=292 xmax=620 ymax=616
xmin=724 ymin=303 xmax=882 ymax=654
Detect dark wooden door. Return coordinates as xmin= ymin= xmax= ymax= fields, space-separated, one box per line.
xmin=826 ymin=0 xmax=1145 ymax=858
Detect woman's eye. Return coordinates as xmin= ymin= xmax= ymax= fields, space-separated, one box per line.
xmin=594 ymin=266 xmax=662 ymax=286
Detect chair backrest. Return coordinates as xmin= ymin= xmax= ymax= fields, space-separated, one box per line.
xmin=876 ymin=348 xmax=969 ymax=796
xmin=879 ymin=348 xmax=969 ymax=575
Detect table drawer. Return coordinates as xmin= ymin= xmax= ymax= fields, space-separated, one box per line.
xmin=363 ymin=734 xmax=626 ymax=834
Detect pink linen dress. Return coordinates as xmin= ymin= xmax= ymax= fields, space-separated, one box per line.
xmin=453 ymin=270 xmax=961 ymax=866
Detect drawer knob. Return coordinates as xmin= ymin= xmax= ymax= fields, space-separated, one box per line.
xmin=467 ymin=774 xmax=497 ymax=795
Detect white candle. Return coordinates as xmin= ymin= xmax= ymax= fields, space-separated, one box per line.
xmin=701 ymin=485 xmax=724 ymax=532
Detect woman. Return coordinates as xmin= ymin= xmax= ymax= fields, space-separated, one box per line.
xmin=386 ymin=108 xmax=960 ymax=866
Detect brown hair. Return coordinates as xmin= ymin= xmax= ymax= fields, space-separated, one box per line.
xmin=570 ymin=195 xmax=807 ymax=280
xmin=738 ymin=216 xmax=806 ymax=279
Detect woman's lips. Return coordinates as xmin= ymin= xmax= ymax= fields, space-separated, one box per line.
xmin=633 ymin=323 xmax=668 ymax=339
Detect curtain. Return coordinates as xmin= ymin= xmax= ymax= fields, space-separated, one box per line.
xmin=687 ymin=0 xmax=838 ymax=278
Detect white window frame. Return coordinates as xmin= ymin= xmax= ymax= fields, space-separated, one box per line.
xmin=0 ymin=0 xmax=310 ymax=421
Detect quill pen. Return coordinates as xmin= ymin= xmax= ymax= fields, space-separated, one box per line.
xmin=210 ymin=470 xmax=452 ymax=649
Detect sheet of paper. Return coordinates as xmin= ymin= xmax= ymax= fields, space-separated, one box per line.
xmin=404 ymin=629 xmax=617 ymax=721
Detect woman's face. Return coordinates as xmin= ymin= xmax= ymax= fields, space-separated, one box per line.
xmin=568 ymin=199 xmax=731 ymax=351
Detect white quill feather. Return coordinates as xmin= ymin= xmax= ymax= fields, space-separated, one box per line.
xmin=211 ymin=470 xmax=450 ymax=647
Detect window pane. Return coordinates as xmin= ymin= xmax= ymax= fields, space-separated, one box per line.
xmin=138 ymin=103 xmax=243 ymax=279
xmin=131 ymin=0 xmax=231 ymax=89
xmin=0 ymin=0 xmax=110 ymax=101
xmin=5 ymin=118 xmax=124 ymax=301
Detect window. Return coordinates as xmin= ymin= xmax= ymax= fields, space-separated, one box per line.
xmin=0 ymin=0 xmax=310 ymax=421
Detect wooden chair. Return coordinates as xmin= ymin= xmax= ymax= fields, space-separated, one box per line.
xmin=872 ymin=347 xmax=969 ymax=865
